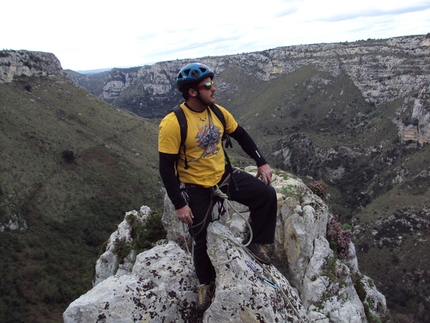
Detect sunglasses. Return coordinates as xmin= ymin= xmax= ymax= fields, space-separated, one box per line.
xmin=198 ymin=81 xmax=215 ymax=90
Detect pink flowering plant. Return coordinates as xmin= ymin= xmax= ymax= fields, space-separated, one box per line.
xmin=307 ymin=180 xmax=328 ymax=200
xmin=326 ymin=217 xmax=352 ymax=259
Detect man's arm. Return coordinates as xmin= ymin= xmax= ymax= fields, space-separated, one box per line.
xmin=159 ymin=152 xmax=187 ymax=210
xmin=228 ymin=125 xmax=267 ymax=166
xmin=228 ymin=125 xmax=272 ymax=184
xmin=159 ymin=152 xmax=195 ymax=225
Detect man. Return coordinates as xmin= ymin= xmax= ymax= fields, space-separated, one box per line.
xmin=158 ymin=63 xmax=277 ymax=313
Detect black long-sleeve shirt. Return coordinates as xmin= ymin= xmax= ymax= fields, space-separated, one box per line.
xmin=159 ymin=124 xmax=267 ymax=210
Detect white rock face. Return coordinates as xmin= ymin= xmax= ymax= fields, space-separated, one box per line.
xmin=63 ymin=168 xmax=386 ymax=322
xmin=94 ymin=206 xmax=152 ymax=285
xmin=64 ymin=242 xmax=199 ymax=323
xmin=65 ymin=35 xmax=430 ymax=142
xmin=0 ymin=50 xmax=63 ymax=83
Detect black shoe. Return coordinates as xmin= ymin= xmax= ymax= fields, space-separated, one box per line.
xmin=196 ymin=283 xmax=215 ymax=313
xmin=246 ymin=242 xmax=272 ymax=265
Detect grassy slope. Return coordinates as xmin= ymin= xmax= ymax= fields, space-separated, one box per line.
xmin=0 ymin=76 xmax=163 ymax=323
xmin=216 ymin=64 xmax=430 ymax=320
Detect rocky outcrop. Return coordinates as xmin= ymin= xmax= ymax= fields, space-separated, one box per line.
xmin=63 ymin=168 xmax=386 ymax=322
xmin=0 ymin=50 xmax=63 ymax=82
xmin=394 ymin=96 xmax=430 ymax=145
xmin=92 ymin=206 xmax=153 ymax=286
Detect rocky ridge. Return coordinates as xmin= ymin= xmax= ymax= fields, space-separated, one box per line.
xmin=0 ymin=50 xmax=63 ymax=82
xmin=2 ymin=36 xmax=429 ymax=143
xmin=63 ymin=167 xmax=386 ymax=323
xmin=66 ymin=35 xmax=430 ymax=145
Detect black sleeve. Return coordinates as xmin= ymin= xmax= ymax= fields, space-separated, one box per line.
xmin=159 ymin=152 xmax=187 ymax=210
xmin=228 ymin=125 xmax=267 ymax=167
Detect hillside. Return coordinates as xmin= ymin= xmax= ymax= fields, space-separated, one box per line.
xmin=0 ymin=74 xmax=164 ymax=322
xmin=235 ymin=64 xmax=430 ymax=322
xmin=67 ymin=34 xmax=430 ymax=322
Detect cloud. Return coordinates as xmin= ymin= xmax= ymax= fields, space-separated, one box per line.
xmin=321 ymin=3 xmax=430 ymax=22
xmin=2 ymin=0 xmax=430 ymax=70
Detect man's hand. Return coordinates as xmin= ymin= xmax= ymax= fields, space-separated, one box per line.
xmin=176 ymin=205 xmax=194 ymax=225
xmin=256 ymin=164 xmax=273 ymax=185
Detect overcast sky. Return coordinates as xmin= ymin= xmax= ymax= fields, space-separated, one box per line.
xmin=2 ymin=0 xmax=430 ymax=71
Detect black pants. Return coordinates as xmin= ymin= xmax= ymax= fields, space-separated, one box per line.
xmin=186 ymin=168 xmax=277 ymax=284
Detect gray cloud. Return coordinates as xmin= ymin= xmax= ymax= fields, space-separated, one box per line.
xmin=322 ymin=4 xmax=430 ymax=22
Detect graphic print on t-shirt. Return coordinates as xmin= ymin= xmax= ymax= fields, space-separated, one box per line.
xmin=195 ymin=123 xmax=221 ymax=158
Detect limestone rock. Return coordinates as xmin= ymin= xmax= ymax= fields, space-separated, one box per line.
xmin=64 ymin=224 xmax=308 ymax=322
xmin=69 ymin=35 xmax=430 ymax=144
xmin=204 ymin=221 xmax=307 ymax=322
xmin=94 ymin=206 xmax=152 ymax=285
xmin=64 ymin=168 xmax=387 ymax=322
xmin=0 ymin=50 xmax=63 ymax=83
xmin=64 ymin=242 xmax=199 ymax=323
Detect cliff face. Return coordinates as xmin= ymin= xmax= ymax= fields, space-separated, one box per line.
xmin=0 ymin=50 xmax=63 ymax=82
xmin=4 ymin=36 xmax=430 ymax=142
xmin=67 ymin=35 xmax=430 ymax=144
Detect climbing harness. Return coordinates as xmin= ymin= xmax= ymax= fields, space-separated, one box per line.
xmin=210 ymin=178 xmax=253 ymax=247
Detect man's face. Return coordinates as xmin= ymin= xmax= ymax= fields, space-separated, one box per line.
xmin=197 ymin=77 xmax=216 ymax=105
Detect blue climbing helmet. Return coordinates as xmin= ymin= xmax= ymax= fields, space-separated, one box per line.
xmin=176 ymin=63 xmax=214 ymax=92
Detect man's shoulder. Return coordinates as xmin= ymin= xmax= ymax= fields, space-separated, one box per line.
xmin=161 ymin=111 xmax=176 ymax=123
xmin=212 ymin=103 xmax=227 ymax=112
xmin=160 ymin=108 xmax=181 ymax=130
xmin=162 ymin=103 xmax=185 ymax=122
xmin=214 ymin=104 xmax=234 ymax=116
xmin=213 ymin=104 xmax=236 ymax=123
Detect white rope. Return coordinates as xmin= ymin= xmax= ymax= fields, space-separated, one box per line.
xmin=182 ymin=223 xmax=191 ymax=254
xmin=211 ymin=185 xmax=253 ymax=247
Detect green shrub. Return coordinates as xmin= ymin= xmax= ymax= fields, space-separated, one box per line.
xmin=113 ymin=237 xmax=132 ymax=264
xmin=281 ymin=184 xmax=303 ymax=199
xmin=129 ymin=212 xmax=166 ymax=254
xmin=113 ymin=211 xmax=166 ymax=264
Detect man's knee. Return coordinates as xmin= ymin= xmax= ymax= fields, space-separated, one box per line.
xmin=265 ymin=184 xmax=277 ymax=200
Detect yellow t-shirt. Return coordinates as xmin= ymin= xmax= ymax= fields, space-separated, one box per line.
xmin=158 ymin=103 xmax=238 ymax=187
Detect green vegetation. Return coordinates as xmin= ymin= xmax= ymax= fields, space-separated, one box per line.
xmin=0 ymin=76 xmax=164 ymax=322
xmin=353 ymin=273 xmax=385 ymax=323
xmin=281 ymin=184 xmax=303 ymax=200
xmin=321 ymin=255 xmax=338 ymax=282
xmin=129 ymin=212 xmax=166 ymax=252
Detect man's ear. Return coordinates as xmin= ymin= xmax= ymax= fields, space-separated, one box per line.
xmin=188 ymin=87 xmax=198 ymax=97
